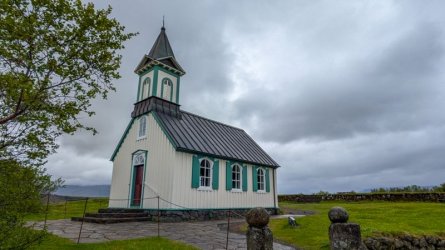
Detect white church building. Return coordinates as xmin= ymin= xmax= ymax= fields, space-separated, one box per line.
xmin=109 ymin=26 xmax=281 ymax=214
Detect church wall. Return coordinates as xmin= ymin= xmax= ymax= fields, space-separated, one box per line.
xmin=109 ymin=113 xmax=176 ymax=209
xmin=171 ymin=152 xmax=277 ymax=209
xmin=110 ymin=114 xmax=278 ymax=209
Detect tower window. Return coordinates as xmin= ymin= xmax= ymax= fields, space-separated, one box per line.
xmin=141 ymin=78 xmax=151 ymax=100
xmin=138 ymin=116 xmax=147 ymax=139
xmin=162 ymin=78 xmax=173 ymax=101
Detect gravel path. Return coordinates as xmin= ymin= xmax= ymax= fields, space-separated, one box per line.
xmin=31 ymin=219 xmax=296 ymax=250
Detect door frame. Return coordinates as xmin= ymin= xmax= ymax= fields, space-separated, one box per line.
xmin=129 ymin=150 xmax=147 ymax=208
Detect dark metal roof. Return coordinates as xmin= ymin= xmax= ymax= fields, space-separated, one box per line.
xmin=134 ymin=27 xmax=185 ymax=75
xmin=154 ymin=110 xmax=280 ymax=168
xmin=148 ymin=27 xmax=175 ymax=59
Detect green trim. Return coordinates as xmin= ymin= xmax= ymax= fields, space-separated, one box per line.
xmin=191 ymin=155 xmax=199 ymax=188
xmin=175 ymin=148 xmax=279 ymax=169
xmin=127 ymin=155 xmax=133 ymax=208
xmin=108 ymin=207 xmax=278 ymax=211
xmin=156 ymin=65 xmax=180 ymax=78
xmin=152 ymin=68 xmax=159 ymax=97
xmin=136 ymin=74 xmax=142 ymax=101
xmin=212 ymin=159 xmax=219 ymax=190
xmin=242 ymin=164 xmax=248 ymax=192
xmin=252 ymin=166 xmax=258 ymax=192
xmin=154 ymin=65 xmax=180 ymax=104
xmin=151 ymin=112 xmax=177 ymax=148
xmin=110 ymin=118 xmax=135 ymax=161
xmin=176 ymin=76 xmax=180 ymax=103
xmin=265 ymin=168 xmax=270 ymax=193
xmin=225 ymin=161 xmax=232 ymax=190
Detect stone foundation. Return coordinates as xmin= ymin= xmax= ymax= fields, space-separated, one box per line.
xmin=101 ymin=207 xmax=278 ymax=222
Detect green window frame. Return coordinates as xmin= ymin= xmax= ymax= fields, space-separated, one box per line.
xmin=253 ymin=166 xmax=270 ymax=193
xmin=191 ymin=155 xmax=219 ymax=190
xmin=226 ymin=161 xmax=248 ymax=192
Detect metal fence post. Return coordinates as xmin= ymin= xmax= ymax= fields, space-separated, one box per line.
xmin=43 ymin=192 xmax=51 ymax=230
xmin=77 ymin=198 xmax=89 ymax=244
xmin=226 ymin=209 xmax=231 ymax=249
xmin=64 ymin=199 xmax=67 ymax=219
xmin=157 ymin=196 xmax=160 ymax=237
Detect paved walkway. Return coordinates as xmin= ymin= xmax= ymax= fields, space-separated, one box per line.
xmin=31 ymin=219 xmax=296 ymax=250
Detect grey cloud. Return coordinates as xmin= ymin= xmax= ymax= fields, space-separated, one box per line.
xmin=44 ymin=1 xmax=445 ymax=194
xmin=232 ymin=21 xmax=445 ymax=143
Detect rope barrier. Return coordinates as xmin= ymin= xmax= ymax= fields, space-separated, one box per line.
xmin=36 ymin=194 xmax=255 ymax=249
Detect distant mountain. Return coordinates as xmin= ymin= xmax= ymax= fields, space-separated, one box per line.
xmin=55 ymin=185 xmax=110 ymax=197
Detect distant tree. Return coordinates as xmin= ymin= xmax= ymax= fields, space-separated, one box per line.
xmin=0 ymin=0 xmax=136 ymax=248
xmin=433 ymin=183 xmax=445 ymax=192
xmin=371 ymin=185 xmax=435 ymax=193
xmin=314 ymin=190 xmax=330 ymax=195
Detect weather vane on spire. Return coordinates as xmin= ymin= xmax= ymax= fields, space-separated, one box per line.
xmin=162 ymin=15 xmax=165 ymax=29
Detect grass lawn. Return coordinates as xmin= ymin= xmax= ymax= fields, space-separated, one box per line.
xmin=26 ymin=198 xmax=108 ymax=221
xmin=272 ymin=201 xmax=445 ymax=249
xmin=30 ymin=234 xmax=198 ymax=250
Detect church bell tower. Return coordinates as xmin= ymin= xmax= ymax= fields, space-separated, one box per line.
xmin=132 ymin=25 xmax=185 ymax=118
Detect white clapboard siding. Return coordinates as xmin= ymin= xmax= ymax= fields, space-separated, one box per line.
xmin=110 ymin=112 xmax=278 ymax=209
xmin=171 ymin=152 xmax=276 ymax=209
xmin=109 ymin=113 xmax=177 ymax=209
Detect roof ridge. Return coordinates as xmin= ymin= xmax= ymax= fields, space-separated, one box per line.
xmin=180 ymin=110 xmax=245 ymax=131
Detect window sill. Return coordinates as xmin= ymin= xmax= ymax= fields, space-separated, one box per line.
xmin=256 ymin=190 xmax=266 ymax=194
xmin=231 ymin=189 xmax=243 ymax=193
xmin=197 ymin=187 xmax=212 ymax=191
xmin=136 ymin=136 xmax=147 ymax=141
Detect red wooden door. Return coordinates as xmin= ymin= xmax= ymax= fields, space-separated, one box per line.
xmin=132 ymin=165 xmax=144 ymax=206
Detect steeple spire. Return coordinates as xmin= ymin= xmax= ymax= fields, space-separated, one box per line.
xmin=148 ymin=24 xmax=175 ymax=59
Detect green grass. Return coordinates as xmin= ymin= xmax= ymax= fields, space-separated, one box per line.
xmin=29 ymin=199 xmax=445 ymax=249
xmin=26 ymin=198 xmax=108 ymax=221
xmin=272 ymin=201 xmax=445 ymax=249
xmin=30 ymin=234 xmax=198 ymax=250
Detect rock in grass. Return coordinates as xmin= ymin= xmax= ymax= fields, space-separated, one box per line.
xmin=328 ymin=207 xmax=349 ymax=223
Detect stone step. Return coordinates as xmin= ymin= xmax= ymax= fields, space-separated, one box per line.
xmin=84 ymin=212 xmax=149 ymax=218
xmin=71 ymin=216 xmax=153 ymax=224
xmin=98 ymin=208 xmax=146 ymax=213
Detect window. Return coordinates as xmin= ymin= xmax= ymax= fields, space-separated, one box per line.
xmin=199 ymin=159 xmax=212 ymax=188
xmin=232 ymin=164 xmax=241 ymax=190
xmin=133 ymin=152 xmax=145 ymax=166
xmin=141 ymin=78 xmax=151 ymax=100
xmin=138 ymin=116 xmax=147 ymax=139
xmin=162 ymin=78 xmax=173 ymax=101
xmin=257 ymin=168 xmax=265 ymax=192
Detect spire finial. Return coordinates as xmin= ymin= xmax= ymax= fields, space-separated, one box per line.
xmin=162 ymin=16 xmax=165 ymax=30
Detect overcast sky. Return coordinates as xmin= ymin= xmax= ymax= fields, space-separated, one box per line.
xmin=46 ymin=1 xmax=445 ymax=194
